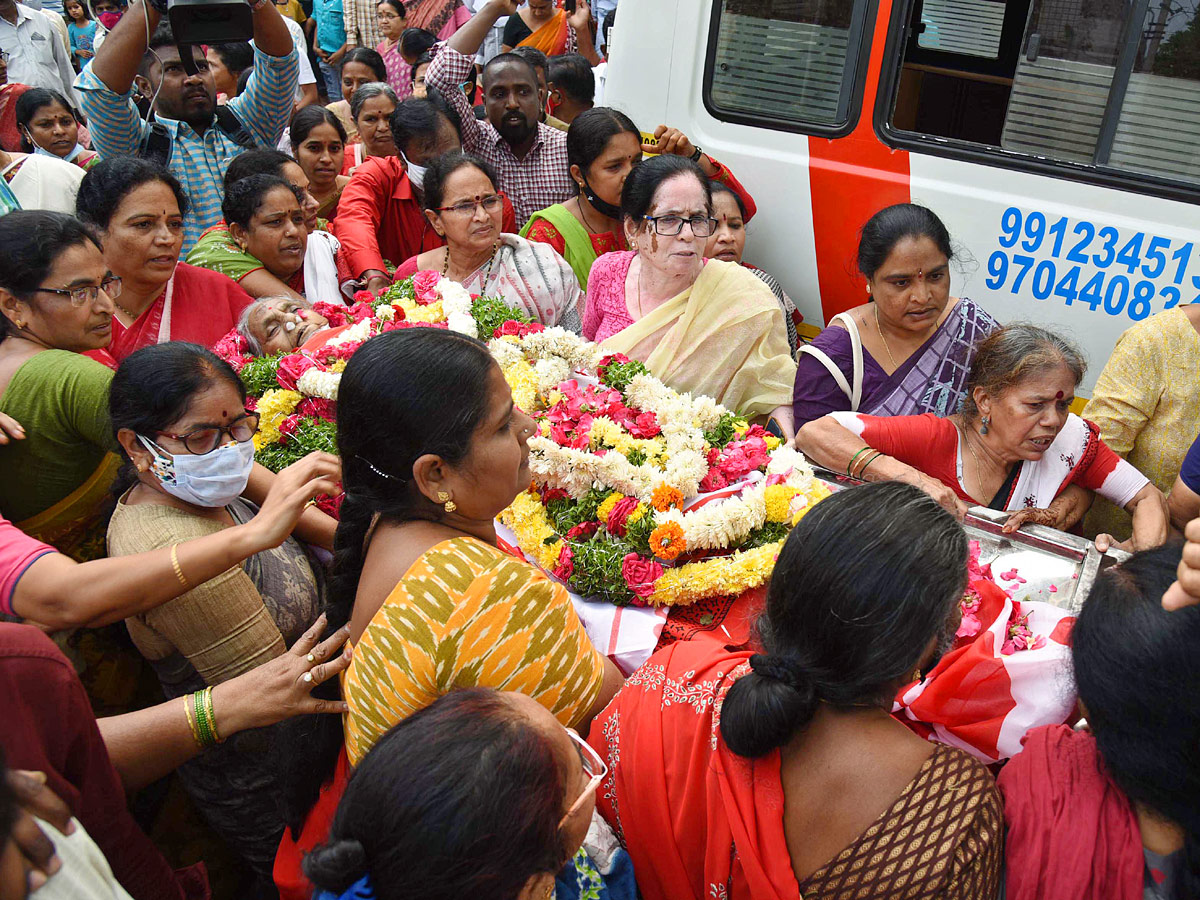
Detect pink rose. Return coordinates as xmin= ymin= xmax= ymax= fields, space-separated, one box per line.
xmin=412 ymin=270 xmax=441 ymax=303
xmin=606 ymin=496 xmax=639 ymax=537
xmin=621 ymin=553 xmax=663 ymax=600
xmin=518 ymin=322 xmax=544 ymax=337
xmin=566 ymin=521 xmax=598 ymax=540
xmin=700 ymin=469 xmax=728 ymax=492
xmin=628 ymin=411 xmax=661 ymax=439
xmin=311 ymin=300 xmax=350 ymax=326
xmin=275 ymin=354 xmax=319 ymax=391
xmin=956 ymin=611 xmax=982 ymax=640
xmin=352 ymin=289 xmax=375 ymax=304
xmin=552 ymin=544 xmax=574 ymax=581
xmin=244 ymin=396 xmax=258 ymax=412
xmin=718 ymin=448 xmax=750 ymax=479
xmin=346 ymin=301 xmax=374 ymax=323
xmin=494 ymin=320 xmax=524 ymax=338
xmin=278 ymin=414 xmax=302 ymax=442
xmin=296 ymin=397 xmax=337 ymax=421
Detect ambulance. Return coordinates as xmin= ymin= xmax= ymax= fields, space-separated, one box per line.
xmin=603 ymin=0 xmax=1200 ymax=392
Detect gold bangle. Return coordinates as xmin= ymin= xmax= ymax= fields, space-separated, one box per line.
xmin=170 ymin=544 xmax=191 ymax=591
xmin=184 ymin=693 xmax=204 ymax=748
xmin=858 ymin=451 xmax=885 ymax=478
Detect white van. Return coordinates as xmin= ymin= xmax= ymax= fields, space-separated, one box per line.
xmin=604 ymin=0 xmax=1200 ymax=392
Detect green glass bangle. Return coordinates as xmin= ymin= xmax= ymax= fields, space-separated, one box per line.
xmin=846 ymin=447 xmax=871 ymax=476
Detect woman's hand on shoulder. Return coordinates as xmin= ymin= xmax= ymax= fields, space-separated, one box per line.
xmin=0 ymin=411 xmax=25 ymax=444
xmin=213 ymin=614 xmax=352 ymax=732
xmin=245 ymin=451 xmax=342 ymax=550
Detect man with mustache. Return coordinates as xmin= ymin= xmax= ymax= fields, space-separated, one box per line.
xmin=75 ymin=0 xmax=299 ymax=251
xmin=424 ymin=0 xmax=571 ymax=226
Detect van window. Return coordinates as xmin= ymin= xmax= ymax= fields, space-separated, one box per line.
xmin=705 ymin=0 xmax=871 ymax=130
xmin=889 ymin=0 xmax=1200 ymax=189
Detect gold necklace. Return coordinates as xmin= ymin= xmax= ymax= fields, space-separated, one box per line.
xmin=961 ymin=424 xmax=989 ymax=499
xmin=114 ymin=300 xmax=140 ymax=322
xmin=873 ymin=304 xmax=899 ymax=370
xmin=442 ymin=239 xmax=499 ymax=289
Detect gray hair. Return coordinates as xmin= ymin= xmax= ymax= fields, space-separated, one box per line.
xmin=960 ymin=324 xmax=1086 ymax=420
xmin=350 ymin=82 xmax=398 ymax=121
xmin=236 ymin=295 xmax=314 ymax=357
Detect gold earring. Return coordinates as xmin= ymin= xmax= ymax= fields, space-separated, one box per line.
xmin=911 ymin=668 xmax=922 ymax=682
xmin=437 ymin=491 xmax=456 ymax=513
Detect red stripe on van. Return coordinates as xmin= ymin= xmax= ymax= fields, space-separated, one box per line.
xmin=808 ymin=0 xmax=910 ymax=322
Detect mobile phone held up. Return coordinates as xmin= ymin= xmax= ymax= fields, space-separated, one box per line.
xmin=564 ymin=0 xmax=576 ymax=13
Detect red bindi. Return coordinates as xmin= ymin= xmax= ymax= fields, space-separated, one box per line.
xmin=1055 ymin=391 xmax=1064 ymax=400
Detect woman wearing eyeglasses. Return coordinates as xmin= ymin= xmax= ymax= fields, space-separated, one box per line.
xmin=584 ymin=154 xmax=797 ymax=435
xmin=105 ymin=340 xmax=338 ymax=890
xmin=0 ymin=210 xmax=123 ymax=560
xmin=75 ymin=158 xmax=255 ymax=363
xmin=393 ymin=151 xmax=583 ymax=331
xmin=305 ymin=688 xmax=636 ymax=900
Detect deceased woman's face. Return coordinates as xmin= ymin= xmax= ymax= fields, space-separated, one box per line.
xmin=247 ymin=297 xmax=328 ymax=355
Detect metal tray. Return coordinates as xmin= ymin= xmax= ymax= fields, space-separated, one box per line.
xmin=813 ymin=469 xmax=1129 ymax=614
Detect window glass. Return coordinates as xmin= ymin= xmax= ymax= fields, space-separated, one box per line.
xmin=706 ymin=0 xmax=869 ymax=128
xmin=917 ymin=0 xmax=1007 ymax=58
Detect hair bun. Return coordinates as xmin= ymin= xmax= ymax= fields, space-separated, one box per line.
xmin=303 ymin=838 xmax=368 ymax=893
xmin=720 ymin=655 xmax=820 ymax=758
xmin=749 ymin=654 xmax=807 ymax=692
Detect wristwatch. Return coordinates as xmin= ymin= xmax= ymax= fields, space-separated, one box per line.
xmin=689 ymin=145 xmax=703 ymax=162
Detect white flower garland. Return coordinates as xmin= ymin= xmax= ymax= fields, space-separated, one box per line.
xmin=295 ymin=367 xmax=341 ymax=400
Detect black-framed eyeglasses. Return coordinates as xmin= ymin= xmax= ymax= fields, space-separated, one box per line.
xmin=642 ymin=214 xmax=718 ymax=237
xmin=436 ymin=194 xmax=504 ymax=217
xmin=0 ymin=50 xmax=9 ymax=64
xmin=35 ymin=275 xmax=122 ymax=308
xmin=157 ymin=412 xmax=261 ymax=455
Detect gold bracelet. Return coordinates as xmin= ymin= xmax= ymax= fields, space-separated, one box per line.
xmin=204 ymin=686 xmax=223 ymax=744
xmin=184 ymin=693 xmax=204 ymax=748
xmin=858 ymin=451 xmax=885 ymax=478
xmin=170 ymin=544 xmax=191 ymax=591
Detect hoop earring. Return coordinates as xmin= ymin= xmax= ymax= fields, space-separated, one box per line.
xmin=437 ymin=490 xmax=456 ymax=513
xmin=980 ymin=416 xmax=990 ymax=436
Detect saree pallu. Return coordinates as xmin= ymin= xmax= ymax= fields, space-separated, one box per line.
xmin=404 ymin=0 xmax=470 ymax=38
xmin=15 ymin=453 xmax=120 ymax=563
xmin=519 ymin=8 xmax=573 ymax=55
xmin=520 ymin=202 xmax=624 ymax=291
xmin=587 ymin=640 xmax=1003 ymax=900
xmin=601 ymin=259 xmax=796 ymax=419
xmin=0 ymin=83 xmax=31 ymax=151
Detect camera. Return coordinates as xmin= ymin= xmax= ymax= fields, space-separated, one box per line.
xmin=148 ymin=0 xmax=254 ymax=73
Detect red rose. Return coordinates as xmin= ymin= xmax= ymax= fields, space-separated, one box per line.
xmin=552 ymin=544 xmax=574 ymax=581
xmin=566 ymin=521 xmax=598 ymax=540
xmin=494 ymin=320 xmax=524 ymax=338
xmin=517 ymin=322 xmax=544 ymax=337
xmin=390 ymin=303 xmax=407 ymax=321
xmin=315 ymin=491 xmax=344 ymax=519
xmin=597 ymin=352 xmax=631 ymax=379
xmin=621 ymin=553 xmax=663 ymax=600
xmin=412 ymin=270 xmax=441 ymax=303
xmin=700 ymin=469 xmax=729 ymax=492
xmin=244 ymin=395 xmax=258 ymax=412
xmin=311 ymin=300 xmax=350 ymax=326
xmin=296 ymin=397 xmax=337 ymax=421
xmin=352 ymin=289 xmax=375 ymax=304
xmin=278 ymin=414 xmax=302 ymax=442
xmin=275 ymin=354 xmax=319 ymax=391
xmin=542 ymin=487 xmax=569 ymax=503
xmin=605 ymin=496 xmax=639 ymax=537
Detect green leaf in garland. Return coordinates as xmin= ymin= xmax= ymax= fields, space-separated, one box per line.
xmin=598 ymin=358 xmax=650 ymax=394
xmin=254 ymin=417 xmax=339 ymax=473
xmin=239 ymin=352 xmax=286 ymax=397
xmin=471 ymin=295 xmax=531 ymax=338
xmin=703 ymin=411 xmax=742 ymax=448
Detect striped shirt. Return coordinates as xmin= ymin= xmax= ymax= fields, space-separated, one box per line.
xmin=75 ymin=46 xmax=299 ymax=252
xmin=427 ymin=45 xmax=573 ymax=226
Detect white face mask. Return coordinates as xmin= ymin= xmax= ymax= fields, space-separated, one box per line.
xmin=403 ymin=153 xmax=427 ymax=189
xmin=138 ymin=435 xmax=256 ymax=508
xmin=27 ymin=130 xmax=85 ymax=163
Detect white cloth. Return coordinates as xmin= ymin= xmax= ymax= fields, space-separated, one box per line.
xmin=3 ymin=152 xmax=85 ymax=212
xmin=30 ymin=817 xmax=135 ymax=900
xmin=0 ymin=4 xmax=80 ymax=105
xmin=303 ymin=228 xmax=343 ymax=303
xmin=456 ymin=233 xmax=583 ymax=331
xmin=253 ymin=17 xmax=316 ymax=106
xmin=592 ymin=60 xmax=606 ymax=105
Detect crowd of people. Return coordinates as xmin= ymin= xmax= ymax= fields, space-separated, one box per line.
xmin=0 ymin=0 xmax=1199 ymax=897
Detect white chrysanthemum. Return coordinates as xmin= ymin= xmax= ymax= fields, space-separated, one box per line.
xmin=487 ymin=338 xmax=524 ymax=369
xmin=296 ymin=368 xmax=341 ymax=400
xmin=447 ymin=312 xmax=478 ymax=338
xmin=326 ymin=318 xmax=374 ymax=346
xmin=374 ymin=304 xmax=396 ymax=322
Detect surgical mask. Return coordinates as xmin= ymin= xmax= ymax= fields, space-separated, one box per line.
xmin=138 ymin=435 xmax=256 ymax=508
xmin=403 ymin=153 xmax=427 ymax=189
xmin=30 ymin=138 xmax=85 ymax=163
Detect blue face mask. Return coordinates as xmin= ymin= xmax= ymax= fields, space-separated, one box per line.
xmin=28 ymin=134 xmax=85 ymax=163
xmin=138 ymin=435 xmax=256 ymax=508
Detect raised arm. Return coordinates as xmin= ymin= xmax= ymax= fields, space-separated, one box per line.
xmin=88 ymin=0 xmax=158 ymax=95
xmin=11 ymin=453 xmax=339 ymax=630
xmin=97 ymin=617 xmax=350 ymax=791
xmin=447 ymin=0 xmax=518 ymax=56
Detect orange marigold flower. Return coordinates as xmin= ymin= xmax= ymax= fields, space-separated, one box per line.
xmin=651 ymin=483 xmax=684 ymax=512
xmin=648 ymin=522 xmax=686 ymax=561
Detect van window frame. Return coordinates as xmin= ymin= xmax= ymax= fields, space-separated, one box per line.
xmin=701 ymin=0 xmax=880 ymax=139
xmin=873 ymin=0 xmax=1200 ymax=205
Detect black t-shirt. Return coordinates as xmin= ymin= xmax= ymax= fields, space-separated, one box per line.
xmin=502 ymin=13 xmax=533 ymax=47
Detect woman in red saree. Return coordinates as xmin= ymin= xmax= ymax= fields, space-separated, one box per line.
xmin=998 ymin=543 xmax=1197 ymax=900
xmin=75 ymin=158 xmax=253 ymax=365
xmin=588 ymin=482 xmax=1002 ymax=900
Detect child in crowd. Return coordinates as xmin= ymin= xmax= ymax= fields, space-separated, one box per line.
xmin=65 ymin=0 xmax=98 ymax=69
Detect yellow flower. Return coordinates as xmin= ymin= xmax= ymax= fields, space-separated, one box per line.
xmin=596 ymin=492 xmax=624 ymax=524
xmin=403 ymin=300 xmax=445 ymax=324
xmin=329 ymin=360 xmax=348 ymax=373
xmin=253 ymin=388 xmax=301 ymax=450
xmin=648 ymin=522 xmax=686 ymax=560
xmin=499 ymin=491 xmax=561 ymax=570
xmin=648 ymin=540 xmax=783 ymax=606
xmin=764 ymin=484 xmax=797 ymax=523
xmin=627 ymin=504 xmax=646 ymax=524
xmin=791 ymin=482 xmax=832 ymax=526
xmin=503 ymin=360 xmax=539 ymax=412
xmin=764 ymin=435 xmax=781 ymax=451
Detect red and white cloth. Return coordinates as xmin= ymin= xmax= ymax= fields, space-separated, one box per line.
xmin=831 ymin=411 xmax=1149 ymax=510
xmin=894 ymin=576 xmax=1077 ymax=764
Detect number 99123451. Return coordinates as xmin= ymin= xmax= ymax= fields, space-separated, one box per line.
xmin=986 ymin=207 xmax=1196 ymax=321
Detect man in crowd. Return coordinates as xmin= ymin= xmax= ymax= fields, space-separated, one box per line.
xmin=76 ymin=0 xmax=299 ymax=251
xmin=0 ymin=0 xmax=78 ymax=104
xmin=311 ymin=0 xmax=346 ymax=100
xmin=546 ymin=52 xmax=593 ymax=126
xmin=341 ymin=0 xmax=379 ymax=57
xmin=425 ymin=0 xmax=572 ymax=226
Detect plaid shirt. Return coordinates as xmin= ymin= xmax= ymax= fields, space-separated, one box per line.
xmin=343 ymin=0 xmax=380 ymax=49
xmin=428 ymin=46 xmax=573 ymax=226
xmin=75 ymin=46 xmax=299 ymax=252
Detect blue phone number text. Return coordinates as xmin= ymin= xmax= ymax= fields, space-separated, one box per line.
xmin=986 ymin=207 xmax=1198 ymax=321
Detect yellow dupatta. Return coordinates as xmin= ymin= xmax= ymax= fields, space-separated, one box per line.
xmin=600 ymin=259 xmax=797 ymax=419
xmin=16 ymin=452 xmax=121 ymax=562
xmin=519 ymin=9 xmax=570 ymax=55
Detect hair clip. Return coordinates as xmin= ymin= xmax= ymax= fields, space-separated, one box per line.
xmin=356 ymin=455 xmax=404 ymax=482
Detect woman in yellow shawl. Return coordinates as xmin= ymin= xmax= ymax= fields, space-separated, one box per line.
xmin=584 ymin=155 xmax=797 ymax=436
xmin=0 ymin=211 xmax=124 ymax=562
